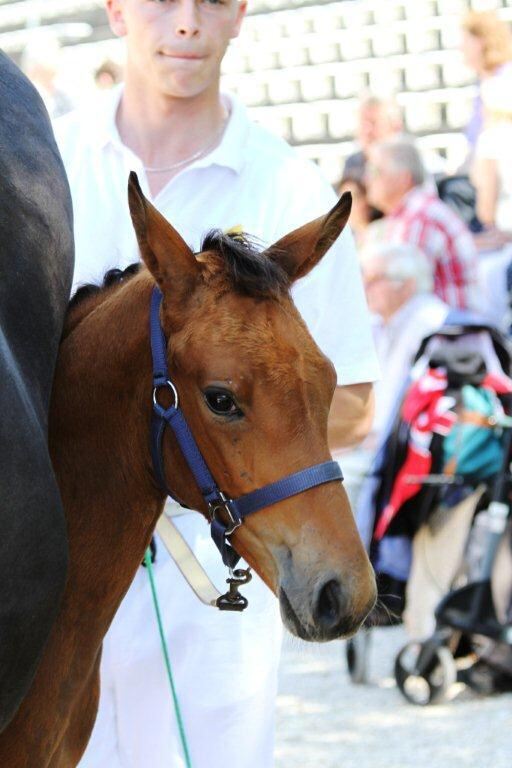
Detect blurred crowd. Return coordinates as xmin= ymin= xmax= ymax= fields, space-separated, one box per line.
xmin=333 ymin=10 xmax=512 ymax=697
xmin=20 ymin=30 xmax=123 ymax=119
xmin=335 ymin=9 xmax=512 ymax=496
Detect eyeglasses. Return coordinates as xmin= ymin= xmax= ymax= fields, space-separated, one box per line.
xmin=363 ymin=272 xmax=390 ymax=289
xmin=363 ymin=272 xmax=406 ymax=290
xmin=365 ymin=163 xmax=385 ymax=178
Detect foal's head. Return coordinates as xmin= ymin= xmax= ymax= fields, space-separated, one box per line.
xmin=129 ymin=175 xmax=376 ymax=641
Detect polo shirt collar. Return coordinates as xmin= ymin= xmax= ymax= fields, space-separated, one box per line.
xmin=92 ymin=85 xmax=247 ymax=175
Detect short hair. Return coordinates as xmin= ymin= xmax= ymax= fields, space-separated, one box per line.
xmin=361 ymin=242 xmax=434 ymax=294
xmin=462 ymin=11 xmax=512 ymax=73
xmin=358 ymin=92 xmax=403 ymax=127
xmin=374 ymin=137 xmax=426 ymax=186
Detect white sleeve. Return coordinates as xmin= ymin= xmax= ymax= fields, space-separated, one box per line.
xmin=475 ymin=127 xmax=498 ymax=161
xmin=279 ymin=159 xmax=380 ymax=385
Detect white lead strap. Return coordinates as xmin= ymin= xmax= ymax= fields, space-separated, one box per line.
xmin=156 ymin=514 xmax=222 ymax=607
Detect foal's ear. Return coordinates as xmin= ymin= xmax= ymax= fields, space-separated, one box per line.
xmin=267 ymin=192 xmax=352 ymax=281
xmin=127 ymin=172 xmax=200 ymax=294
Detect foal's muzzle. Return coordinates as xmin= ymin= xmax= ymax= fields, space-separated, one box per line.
xmin=279 ymin=570 xmax=377 ymax=642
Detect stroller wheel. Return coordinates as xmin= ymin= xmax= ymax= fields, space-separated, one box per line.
xmin=346 ymin=630 xmax=371 ymax=684
xmin=395 ymin=642 xmax=457 ymax=705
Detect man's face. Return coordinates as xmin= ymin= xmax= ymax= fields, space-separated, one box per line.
xmin=365 ymin=148 xmax=395 ymax=213
xmin=362 ymin=257 xmax=409 ymax=320
xmin=365 ymin=147 xmax=409 ymax=214
xmin=357 ymin=104 xmax=395 ymax=152
xmin=106 ymin=0 xmax=246 ymax=98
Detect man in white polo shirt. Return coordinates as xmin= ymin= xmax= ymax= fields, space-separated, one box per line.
xmin=55 ymin=1 xmax=379 ymax=766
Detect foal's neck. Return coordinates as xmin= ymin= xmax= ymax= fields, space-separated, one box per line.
xmin=50 ymin=272 xmax=164 ymax=634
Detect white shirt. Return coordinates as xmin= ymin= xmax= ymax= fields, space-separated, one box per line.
xmin=371 ymin=293 xmax=449 ymax=438
xmin=55 ymin=87 xmax=379 ymax=387
xmin=475 ymin=121 xmax=512 ymax=232
xmin=339 ymin=292 xmax=448 ymax=522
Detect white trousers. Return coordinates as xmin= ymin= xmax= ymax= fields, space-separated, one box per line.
xmin=79 ymin=512 xmax=282 ymax=768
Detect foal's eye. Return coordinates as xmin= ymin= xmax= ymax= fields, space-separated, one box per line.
xmin=203 ymin=388 xmax=243 ymax=418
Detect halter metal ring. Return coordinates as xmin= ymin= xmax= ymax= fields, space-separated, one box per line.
xmin=152 ymin=379 xmax=179 ymax=410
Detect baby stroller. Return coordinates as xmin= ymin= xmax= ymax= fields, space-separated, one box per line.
xmin=346 ymin=312 xmax=512 ymax=705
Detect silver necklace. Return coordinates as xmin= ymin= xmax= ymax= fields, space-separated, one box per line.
xmin=143 ymin=118 xmax=227 ymax=174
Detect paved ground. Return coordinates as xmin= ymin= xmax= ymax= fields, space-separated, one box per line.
xmin=275 ymin=626 xmax=512 ymax=768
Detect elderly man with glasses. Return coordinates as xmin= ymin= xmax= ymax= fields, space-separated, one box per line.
xmin=365 ymin=138 xmax=477 ymax=310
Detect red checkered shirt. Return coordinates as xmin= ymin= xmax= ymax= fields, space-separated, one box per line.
xmin=385 ymin=186 xmax=477 ymax=309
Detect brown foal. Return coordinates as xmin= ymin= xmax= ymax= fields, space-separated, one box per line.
xmin=0 ymin=176 xmax=375 ymax=766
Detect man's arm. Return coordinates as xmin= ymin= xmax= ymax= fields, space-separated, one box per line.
xmin=473 ymin=156 xmax=499 ymax=228
xmin=328 ymin=382 xmax=375 ymax=451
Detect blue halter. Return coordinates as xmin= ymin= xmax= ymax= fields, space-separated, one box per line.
xmin=149 ymin=286 xmax=344 ymax=569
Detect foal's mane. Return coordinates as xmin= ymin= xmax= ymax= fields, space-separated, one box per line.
xmin=68 ymin=230 xmax=289 ymax=325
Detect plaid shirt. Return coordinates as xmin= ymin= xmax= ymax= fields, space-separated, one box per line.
xmin=385 ymin=186 xmax=477 ymax=309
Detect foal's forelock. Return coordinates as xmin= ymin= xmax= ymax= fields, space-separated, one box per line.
xmin=199 ymin=230 xmax=290 ymax=299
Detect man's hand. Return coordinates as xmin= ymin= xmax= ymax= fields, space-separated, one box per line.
xmin=328 ymin=382 xmax=375 ymax=451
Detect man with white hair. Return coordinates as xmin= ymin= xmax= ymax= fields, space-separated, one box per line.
xmin=365 ymin=138 xmax=477 ymax=309
xmin=362 ymin=242 xmax=449 ymax=431
xmin=340 ymin=242 xmax=449 ymax=507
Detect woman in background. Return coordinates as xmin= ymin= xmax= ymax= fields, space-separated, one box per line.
xmin=461 ymin=10 xmax=512 ymax=155
xmin=472 ymin=74 xmax=512 ymax=235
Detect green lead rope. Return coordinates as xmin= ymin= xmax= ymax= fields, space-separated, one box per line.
xmin=144 ymin=547 xmax=193 ymax=768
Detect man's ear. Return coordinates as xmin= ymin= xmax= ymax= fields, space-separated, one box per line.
xmin=127 ymin=172 xmax=200 ymax=304
xmin=105 ymin=0 xmax=127 ymax=37
xmin=266 ymin=192 xmax=352 ymax=282
xmin=231 ymin=1 xmax=248 ymax=38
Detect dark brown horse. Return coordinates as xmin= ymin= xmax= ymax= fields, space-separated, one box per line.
xmin=0 ymin=175 xmax=375 ymax=767
xmin=0 ymin=53 xmax=73 ymax=733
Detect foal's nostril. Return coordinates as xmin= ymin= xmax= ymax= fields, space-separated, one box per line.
xmin=314 ymin=578 xmax=345 ymax=631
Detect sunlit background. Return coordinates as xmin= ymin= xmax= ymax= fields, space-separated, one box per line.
xmin=3 ymin=0 xmax=511 ymax=183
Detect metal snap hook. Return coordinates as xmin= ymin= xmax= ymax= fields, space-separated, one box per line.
xmin=216 ymin=568 xmax=252 ymax=611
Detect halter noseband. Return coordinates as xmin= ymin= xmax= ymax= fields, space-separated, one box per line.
xmin=149 ymin=286 xmax=344 ymax=570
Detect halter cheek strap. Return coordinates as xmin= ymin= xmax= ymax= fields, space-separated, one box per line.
xmin=149 ymin=286 xmax=344 ymax=570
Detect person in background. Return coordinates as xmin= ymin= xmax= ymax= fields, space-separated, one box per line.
xmin=54 ymin=1 xmax=380 ymax=766
xmin=21 ymin=31 xmax=73 ymax=118
xmin=340 ymin=94 xmax=444 ymax=244
xmin=94 ymin=58 xmax=124 ymax=89
xmin=339 ymin=242 xmax=449 ymax=509
xmin=365 ymin=138 xmax=477 ymax=310
xmin=341 ymin=244 xmax=449 ymax=624
xmin=336 ymin=173 xmax=382 ymax=246
xmin=461 ymin=10 xmax=512 ymax=156
xmin=472 ymin=73 xmax=512 ymax=235
xmin=343 ymin=93 xmax=403 ymax=184
xmin=337 ymin=94 xmax=401 ymax=246
xmin=470 ymin=72 xmax=512 ymax=331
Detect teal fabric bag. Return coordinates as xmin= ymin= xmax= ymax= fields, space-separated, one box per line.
xmin=443 ymin=385 xmax=512 ymax=480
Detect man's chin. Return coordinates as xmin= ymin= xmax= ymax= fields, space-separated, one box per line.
xmin=157 ymin=76 xmax=215 ymax=102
